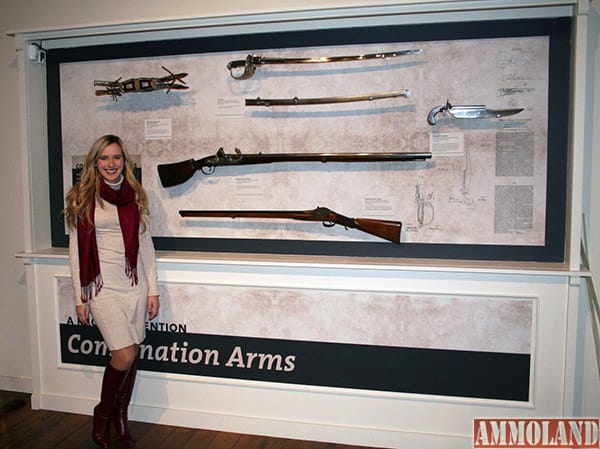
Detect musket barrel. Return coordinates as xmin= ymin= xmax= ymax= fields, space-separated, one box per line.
xmin=227 ymin=151 xmax=432 ymax=165
xmin=179 ymin=210 xmax=311 ymax=219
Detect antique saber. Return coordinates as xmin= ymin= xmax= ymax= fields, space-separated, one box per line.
xmin=227 ymin=49 xmax=423 ymax=80
xmin=246 ymin=89 xmax=411 ymax=107
xmin=427 ymin=100 xmax=524 ymax=125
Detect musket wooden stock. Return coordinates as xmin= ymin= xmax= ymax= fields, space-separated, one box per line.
xmin=158 ymin=148 xmax=432 ymax=187
xmin=351 ymin=218 xmax=403 ymax=244
xmin=179 ymin=207 xmax=402 ymax=243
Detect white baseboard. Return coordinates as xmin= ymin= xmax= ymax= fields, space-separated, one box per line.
xmin=0 ymin=375 xmax=32 ymax=393
xmin=38 ymin=393 xmax=471 ymax=449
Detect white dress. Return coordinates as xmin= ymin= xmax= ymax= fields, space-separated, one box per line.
xmin=69 ymin=200 xmax=159 ymax=350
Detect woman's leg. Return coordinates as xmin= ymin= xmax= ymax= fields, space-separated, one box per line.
xmin=109 ymin=344 xmax=138 ymax=371
xmin=112 ymin=345 xmax=139 ymax=448
xmin=92 ymin=345 xmax=138 ymax=448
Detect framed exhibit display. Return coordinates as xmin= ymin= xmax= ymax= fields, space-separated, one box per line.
xmin=46 ymin=17 xmax=571 ymax=261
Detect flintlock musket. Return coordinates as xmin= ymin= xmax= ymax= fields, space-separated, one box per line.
xmin=157 ymin=147 xmax=432 ymax=188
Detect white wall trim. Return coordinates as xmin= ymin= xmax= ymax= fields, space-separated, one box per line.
xmin=0 ymin=375 xmax=33 ymax=394
xmin=37 ymin=392 xmax=470 ymax=449
xmin=566 ymin=2 xmax=591 ymax=272
xmin=7 ymin=1 xmax=574 ymax=50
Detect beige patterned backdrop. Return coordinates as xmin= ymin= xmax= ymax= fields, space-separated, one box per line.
xmin=59 ymin=36 xmax=549 ymax=245
xmin=58 ymin=278 xmax=533 ymax=355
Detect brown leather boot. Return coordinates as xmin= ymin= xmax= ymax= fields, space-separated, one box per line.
xmin=93 ymin=363 xmax=128 ymax=449
xmin=113 ymin=359 xmax=137 ymax=447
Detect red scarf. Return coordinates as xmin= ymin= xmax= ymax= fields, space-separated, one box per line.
xmin=77 ymin=179 xmax=140 ymax=303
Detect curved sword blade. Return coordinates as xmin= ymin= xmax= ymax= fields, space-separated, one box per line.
xmin=228 ymin=49 xmax=422 ymax=79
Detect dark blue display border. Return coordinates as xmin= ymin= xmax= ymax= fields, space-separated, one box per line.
xmin=61 ymin=324 xmax=530 ymax=401
xmin=47 ymin=17 xmax=571 ymax=262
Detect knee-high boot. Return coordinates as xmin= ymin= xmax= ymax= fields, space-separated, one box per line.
xmin=113 ymin=359 xmax=137 ymax=447
xmin=93 ymin=363 xmax=128 ymax=449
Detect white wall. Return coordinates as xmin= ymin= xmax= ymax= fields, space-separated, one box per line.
xmin=1 ymin=1 xmax=31 ymax=392
xmin=580 ymin=1 xmax=600 ymax=417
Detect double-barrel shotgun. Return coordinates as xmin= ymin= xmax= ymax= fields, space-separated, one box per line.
xmin=157 ymin=147 xmax=432 ymax=188
xmin=179 ymin=207 xmax=403 ymax=243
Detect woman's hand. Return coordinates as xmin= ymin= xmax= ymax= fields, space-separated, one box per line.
xmin=147 ymin=295 xmax=160 ymax=321
xmin=76 ymin=304 xmax=91 ymax=326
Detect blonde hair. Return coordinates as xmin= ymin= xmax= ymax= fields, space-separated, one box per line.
xmin=64 ymin=135 xmax=149 ymax=231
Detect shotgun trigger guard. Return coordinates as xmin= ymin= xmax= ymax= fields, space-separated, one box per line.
xmin=200 ymin=166 xmax=215 ymax=175
xmin=322 ymin=221 xmax=335 ymax=228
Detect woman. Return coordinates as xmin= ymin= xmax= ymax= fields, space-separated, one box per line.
xmin=64 ymin=134 xmax=159 ymax=449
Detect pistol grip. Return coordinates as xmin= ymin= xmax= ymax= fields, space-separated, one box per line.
xmin=427 ymin=105 xmax=445 ymax=125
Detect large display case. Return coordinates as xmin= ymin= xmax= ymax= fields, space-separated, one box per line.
xmin=47 ymin=18 xmax=570 ymax=261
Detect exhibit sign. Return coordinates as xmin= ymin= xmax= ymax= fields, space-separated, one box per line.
xmin=57 ymin=278 xmax=533 ymax=401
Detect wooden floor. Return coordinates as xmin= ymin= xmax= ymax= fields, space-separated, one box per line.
xmin=0 ymin=390 xmax=382 ymax=449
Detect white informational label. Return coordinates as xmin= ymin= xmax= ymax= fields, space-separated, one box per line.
xmin=430 ymin=132 xmax=464 ymax=155
xmin=144 ymin=118 xmax=172 ymax=140
xmin=363 ymin=197 xmax=396 ymax=216
xmin=215 ymin=97 xmax=245 ymax=117
xmin=234 ymin=176 xmax=264 ymax=195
